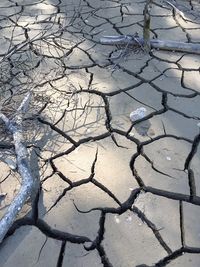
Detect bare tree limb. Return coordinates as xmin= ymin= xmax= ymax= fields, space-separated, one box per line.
xmin=0 ymin=92 xmax=35 ymax=243
xmin=100 ymin=35 xmax=200 ymax=55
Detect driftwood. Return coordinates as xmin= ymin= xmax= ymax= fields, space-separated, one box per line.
xmin=0 ymin=93 xmax=35 ymax=243
xmin=100 ymin=35 xmax=200 ymax=55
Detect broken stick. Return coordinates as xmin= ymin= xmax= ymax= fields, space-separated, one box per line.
xmin=100 ymin=35 xmax=200 ymax=55
xmin=0 ymin=92 xmax=36 ymax=243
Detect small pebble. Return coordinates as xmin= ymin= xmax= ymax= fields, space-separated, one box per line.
xmin=129 ymin=107 xmax=147 ymax=122
xmin=114 ymin=215 xmax=120 ymax=224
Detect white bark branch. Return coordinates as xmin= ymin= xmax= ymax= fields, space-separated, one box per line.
xmin=0 ymin=92 xmax=35 ymax=243
xmin=100 ymin=35 xmax=200 ymax=55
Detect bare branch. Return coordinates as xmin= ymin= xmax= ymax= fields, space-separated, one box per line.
xmin=100 ymin=35 xmax=200 ymax=55
xmin=0 ymin=93 xmax=35 ymax=243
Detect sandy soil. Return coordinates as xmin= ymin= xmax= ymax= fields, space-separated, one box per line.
xmin=0 ymin=0 xmax=200 ymax=266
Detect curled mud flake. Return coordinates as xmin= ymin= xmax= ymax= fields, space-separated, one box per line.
xmin=129 ymin=107 xmax=147 ymax=122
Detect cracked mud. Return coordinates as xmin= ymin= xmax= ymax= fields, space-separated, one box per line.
xmin=0 ymin=0 xmax=200 ymax=266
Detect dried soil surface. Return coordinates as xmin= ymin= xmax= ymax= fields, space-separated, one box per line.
xmin=0 ymin=0 xmax=200 ymax=266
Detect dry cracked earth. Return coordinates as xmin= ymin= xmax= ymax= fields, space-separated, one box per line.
xmin=0 ymin=0 xmax=200 ymax=266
